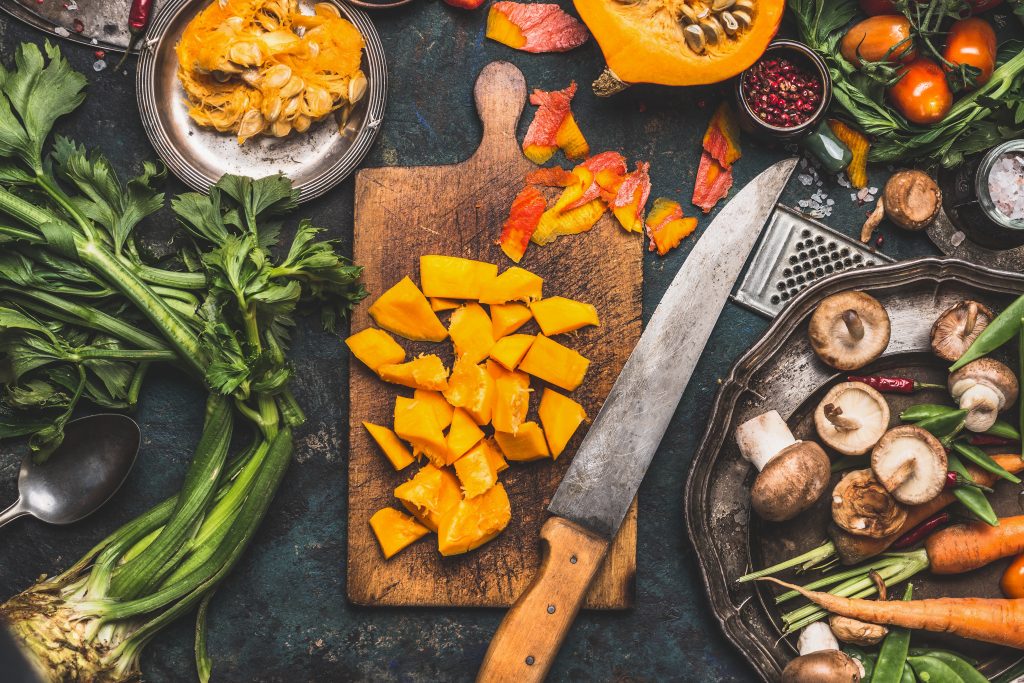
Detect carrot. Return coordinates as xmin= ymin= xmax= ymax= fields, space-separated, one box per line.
xmin=832 ymin=454 xmax=1024 ymax=565
xmin=925 ymin=515 xmax=1024 ymax=575
xmin=762 ymin=577 xmax=1024 ymax=649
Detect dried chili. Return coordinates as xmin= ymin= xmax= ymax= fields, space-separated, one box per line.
xmin=113 ymin=0 xmax=155 ymax=71
xmin=848 ymin=375 xmax=945 ymax=394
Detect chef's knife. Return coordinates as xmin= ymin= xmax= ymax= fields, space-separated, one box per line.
xmin=477 ymin=158 xmax=798 ymax=682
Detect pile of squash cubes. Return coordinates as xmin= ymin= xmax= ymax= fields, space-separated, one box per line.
xmin=347 ymin=255 xmax=597 ymax=559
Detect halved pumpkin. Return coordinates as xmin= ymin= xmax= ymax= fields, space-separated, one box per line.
xmin=574 ymin=0 xmax=785 ymax=92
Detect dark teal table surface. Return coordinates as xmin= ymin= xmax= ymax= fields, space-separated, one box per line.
xmin=0 ymin=4 xmax=945 ymax=681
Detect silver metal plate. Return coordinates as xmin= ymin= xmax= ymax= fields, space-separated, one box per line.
xmin=733 ymin=205 xmax=893 ymax=318
xmin=136 ymin=0 xmax=386 ymax=203
xmin=1 ymin=0 xmax=136 ymax=53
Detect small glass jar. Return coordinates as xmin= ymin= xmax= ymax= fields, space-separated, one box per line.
xmin=941 ymin=139 xmax=1024 ymax=249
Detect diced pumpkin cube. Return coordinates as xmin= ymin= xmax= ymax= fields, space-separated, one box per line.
xmin=420 ymin=256 xmax=498 ymax=300
xmin=369 ymin=508 xmax=430 ymax=559
xmin=466 ymin=438 xmax=508 ymax=474
xmin=538 ymin=389 xmax=587 ymax=460
xmin=394 ymin=464 xmax=462 ymax=532
xmin=494 ymin=421 xmax=550 ymax=462
xmin=478 ymin=267 xmax=543 ymax=305
xmin=430 ymin=297 xmax=461 ymax=312
xmin=530 ymin=297 xmax=599 ymax=336
xmin=437 ymin=483 xmax=512 ymax=556
xmin=487 ymin=361 xmax=531 ymax=435
xmin=518 ymin=335 xmax=589 ymax=391
xmin=448 ymin=303 xmax=496 ymax=364
xmin=443 ymin=356 xmax=495 ymax=425
xmin=453 ymin=446 xmax=499 ymax=498
xmin=489 ymin=334 xmax=535 ymax=371
xmin=363 ymin=422 xmax=414 ymax=471
xmin=414 ymin=389 xmax=454 ymax=430
xmin=368 ymin=276 xmax=448 ymax=342
xmin=394 ymin=396 xmax=448 ymax=466
xmin=490 ymin=303 xmax=533 ymax=338
xmin=378 ymin=355 xmax=449 ymax=391
xmin=447 ymin=407 xmax=485 ymax=462
xmin=345 ymin=328 xmax=405 ymax=372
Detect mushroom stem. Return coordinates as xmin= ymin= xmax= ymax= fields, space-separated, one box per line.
xmin=879 ymin=458 xmax=915 ymax=492
xmin=736 ymin=411 xmax=797 ymax=471
xmin=861 ymin=197 xmax=885 ymax=243
xmin=959 ymin=384 xmax=1000 ymax=432
xmin=797 ymin=622 xmax=839 ymax=655
xmin=964 ymin=302 xmax=978 ymax=338
xmin=843 ymin=310 xmax=865 ymax=341
xmin=824 ymin=403 xmax=862 ymax=431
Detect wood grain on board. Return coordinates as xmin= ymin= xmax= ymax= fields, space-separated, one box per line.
xmin=347 ymin=61 xmax=642 ymax=608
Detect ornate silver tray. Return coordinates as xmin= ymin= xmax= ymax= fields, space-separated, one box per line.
xmin=685 ymin=257 xmax=1024 ymax=681
xmin=136 ymin=0 xmax=386 ymax=202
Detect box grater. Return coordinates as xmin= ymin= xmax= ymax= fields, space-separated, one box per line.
xmin=733 ymin=204 xmax=893 ymax=319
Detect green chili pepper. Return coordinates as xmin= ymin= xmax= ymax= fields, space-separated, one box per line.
xmin=845 ymin=645 xmax=876 ymax=680
xmin=948 ymin=453 xmax=999 ymax=526
xmin=951 ymin=441 xmax=1021 ymax=483
xmin=900 ymin=404 xmax=960 ymax=423
xmin=950 ymin=292 xmax=1024 ymax=372
xmin=916 ymin=410 xmax=968 ymax=440
xmin=908 ymin=655 xmax=966 ymax=683
xmin=871 ymin=584 xmax=913 ymax=683
xmin=987 ymin=419 xmax=1021 ymax=441
xmin=916 ymin=651 xmax=987 ymax=683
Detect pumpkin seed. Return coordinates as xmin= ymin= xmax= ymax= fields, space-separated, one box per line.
xmin=684 ymin=24 xmax=707 ymax=53
xmin=712 ymin=0 xmax=735 ymax=10
xmin=262 ymin=63 xmax=292 ymax=89
xmin=731 ymin=8 xmax=752 ymax=28
xmin=237 ymin=109 xmax=265 ymax=141
xmin=271 ymin=119 xmax=292 ymax=138
xmin=700 ymin=15 xmax=726 ymax=45
xmin=349 ymin=73 xmax=368 ymax=103
xmin=734 ymin=0 xmax=755 ymax=11
xmin=678 ymin=4 xmax=698 ymax=23
xmin=293 ymin=115 xmax=312 ymax=133
xmin=280 ymin=75 xmax=305 ymax=99
xmin=694 ymin=3 xmax=711 ymax=19
xmin=720 ymin=11 xmax=739 ymax=35
xmin=228 ymin=41 xmax=262 ymax=67
xmin=261 ymin=96 xmax=282 ymax=124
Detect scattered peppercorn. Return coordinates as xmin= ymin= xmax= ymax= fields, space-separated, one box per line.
xmin=94 ymin=50 xmax=105 ymax=59
xmin=72 ymin=18 xmax=84 ymax=32
xmin=876 ymin=234 xmax=884 ymax=247
xmin=742 ymin=57 xmax=823 ymax=128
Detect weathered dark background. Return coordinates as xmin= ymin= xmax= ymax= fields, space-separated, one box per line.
xmin=0 ymin=2 xmax=960 ymax=680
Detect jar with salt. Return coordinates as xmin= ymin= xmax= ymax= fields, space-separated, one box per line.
xmin=941 ymin=139 xmax=1024 ymax=249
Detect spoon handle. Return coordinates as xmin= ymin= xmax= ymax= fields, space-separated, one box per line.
xmin=0 ymin=500 xmax=27 ymax=529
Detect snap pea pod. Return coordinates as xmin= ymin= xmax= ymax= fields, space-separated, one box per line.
xmin=950 ymin=292 xmax=1024 ymax=372
xmin=951 ymin=441 xmax=1022 ymax=483
xmin=845 ymin=645 xmax=876 ymax=680
xmin=908 ymin=655 xmax=966 ymax=683
xmin=900 ymin=404 xmax=960 ymax=422
xmin=900 ymin=667 xmax=916 ymax=683
xmin=908 ymin=650 xmax=978 ymax=667
xmin=988 ymin=419 xmax=1022 ymax=442
xmin=947 ymin=453 xmax=999 ymax=526
xmin=916 ymin=651 xmax=987 ymax=683
xmin=871 ymin=584 xmax=913 ymax=683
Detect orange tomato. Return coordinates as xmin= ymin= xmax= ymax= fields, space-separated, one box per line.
xmin=1002 ymin=553 xmax=1024 ymax=598
xmin=840 ymin=15 xmax=917 ymax=67
xmin=944 ymin=18 xmax=997 ymax=88
xmin=887 ymin=58 xmax=953 ymax=125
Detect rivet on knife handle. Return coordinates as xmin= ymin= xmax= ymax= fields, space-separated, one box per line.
xmin=476 ymin=517 xmax=609 ymax=683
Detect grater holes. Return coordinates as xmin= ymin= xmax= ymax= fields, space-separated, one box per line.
xmin=789 ymin=288 xmax=799 ymax=296
xmin=793 ymin=265 xmax=802 ymax=274
xmin=801 ymin=229 xmax=811 ymax=238
xmin=789 ymin=255 xmax=798 ymax=264
xmin=815 ymin=235 xmax=824 ymax=244
xmin=771 ymin=295 xmax=780 ymax=304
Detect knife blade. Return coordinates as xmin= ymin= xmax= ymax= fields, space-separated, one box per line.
xmin=477 ymin=158 xmax=798 ymax=683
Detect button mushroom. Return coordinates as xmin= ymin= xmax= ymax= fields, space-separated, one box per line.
xmin=735 ymin=410 xmax=831 ymax=522
xmin=809 ymin=291 xmax=891 ymax=371
xmin=948 ymin=358 xmax=1020 ymax=433
xmin=782 ymin=622 xmax=863 ymax=683
xmin=829 ymin=615 xmax=888 ymax=647
xmin=832 ymin=469 xmax=907 ymax=538
xmin=814 ymin=382 xmax=890 ymax=456
xmin=870 ymin=425 xmax=948 ymax=505
xmin=931 ymin=301 xmax=994 ymax=362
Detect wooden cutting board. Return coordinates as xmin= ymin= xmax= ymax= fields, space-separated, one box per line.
xmin=347 ymin=61 xmax=641 ymax=608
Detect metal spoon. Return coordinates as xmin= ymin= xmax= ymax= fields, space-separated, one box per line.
xmin=0 ymin=414 xmax=141 ymax=529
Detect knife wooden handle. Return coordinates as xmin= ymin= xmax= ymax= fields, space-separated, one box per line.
xmin=476 ymin=516 xmax=610 ymax=683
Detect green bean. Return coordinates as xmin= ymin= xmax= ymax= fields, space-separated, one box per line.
xmin=908 ymin=655 xmax=966 ymax=683
xmin=950 ymin=292 xmax=1024 ymax=372
xmin=948 ymin=453 xmax=999 ymax=526
xmin=951 ymin=441 xmax=1022 ymax=483
xmin=900 ymin=404 xmax=959 ymax=422
xmin=917 ymin=651 xmax=987 ymax=683
xmin=871 ymin=584 xmax=913 ymax=683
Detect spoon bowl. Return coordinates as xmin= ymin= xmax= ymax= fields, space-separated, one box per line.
xmin=1 ymin=414 xmax=141 ymax=528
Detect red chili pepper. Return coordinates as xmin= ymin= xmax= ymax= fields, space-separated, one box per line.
xmin=847 ymin=375 xmax=946 ymax=394
xmin=891 ymin=512 xmax=951 ymax=549
xmin=113 ymin=0 xmax=155 ymax=71
xmin=969 ymin=434 xmax=1017 ymax=446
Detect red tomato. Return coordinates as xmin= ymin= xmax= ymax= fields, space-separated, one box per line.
xmin=841 ymin=15 xmax=917 ymax=67
xmin=1002 ymin=553 xmax=1024 ymax=598
xmin=944 ymin=18 xmax=998 ymax=88
xmin=888 ymin=58 xmax=954 ymax=125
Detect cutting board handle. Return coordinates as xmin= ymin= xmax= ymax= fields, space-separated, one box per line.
xmin=469 ymin=61 xmax=528 ymax=166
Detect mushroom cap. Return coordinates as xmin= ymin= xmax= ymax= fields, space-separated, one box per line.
xmin=831 ymin=469 xmax=908 ymax=538
xmin=931 ymin=301 xmax=993 ymax=362
xmin=829 ymin=615 xmax=888 ymax=646
xmin=870 ymin=425 xmax=948 ymax=505
xmin=782 ymin=650 xmax=862 ymax=683
xmin=809 ymin=291 xmax=891 ymax=371
xmin=814 ymin=382 xmax=890 ymax=456
xmin=751 ymin=441 xmax=830 ymax=522
xmin=949 ymin=357 xmax=1020 ymax=412
xmin=883 ymin=170 xmax=941 ymax=232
